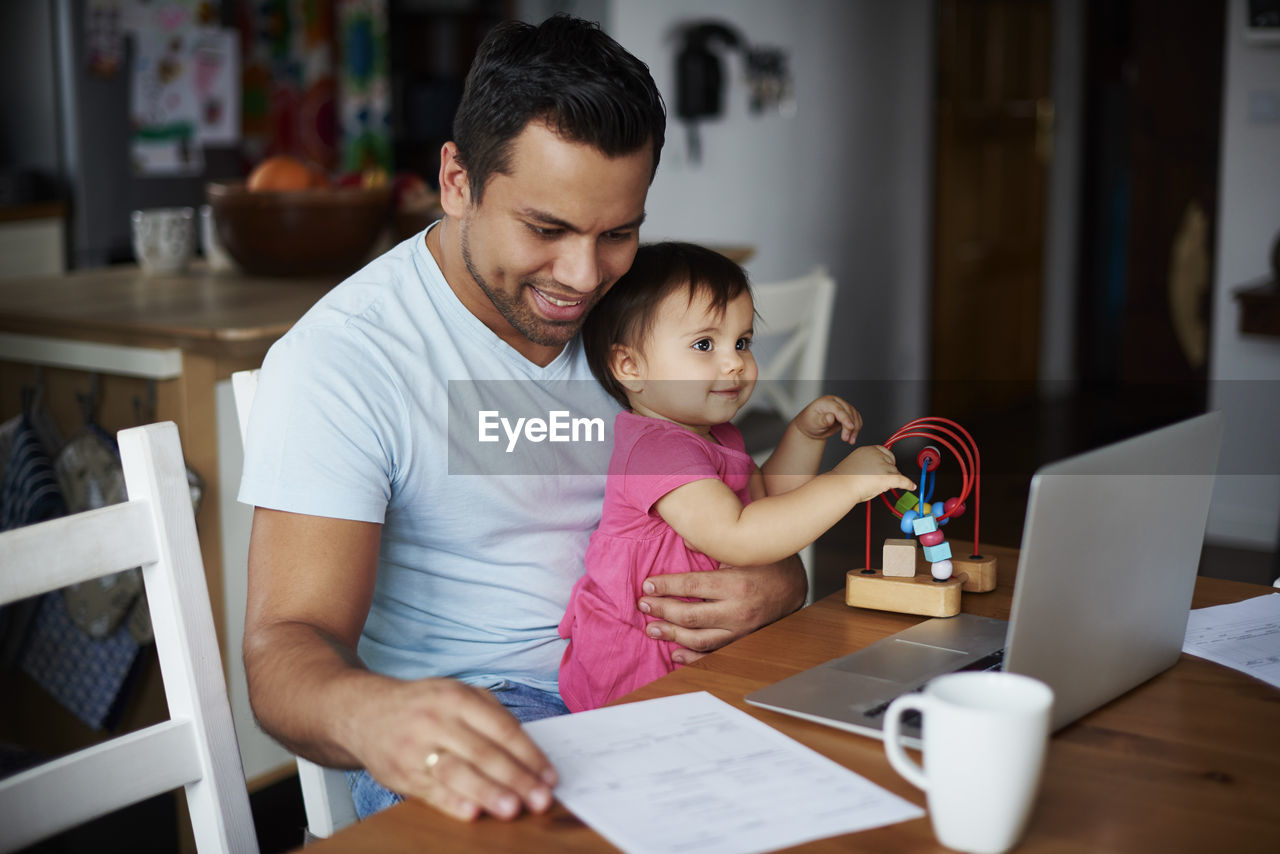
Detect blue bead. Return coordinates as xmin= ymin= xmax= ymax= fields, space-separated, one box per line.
xmin=900 ymin=510 xmax=919 ymax=535
xmin=923 ymin=541 xmax=953 ymax=562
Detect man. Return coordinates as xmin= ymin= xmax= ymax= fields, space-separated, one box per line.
xmin=240 ymin=15 xmax=806 ymax=824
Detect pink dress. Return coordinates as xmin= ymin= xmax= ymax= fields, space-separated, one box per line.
xmin=558 ymin=411 xmax=753 ymax=711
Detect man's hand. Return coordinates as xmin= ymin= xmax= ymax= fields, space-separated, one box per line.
xmin=245 ymin=508 xmax=556 ymax=823
xmin=636 ymin=556 xmax=807 ymax=664
xmin=348 ymin=677 xmax=557 ymax=822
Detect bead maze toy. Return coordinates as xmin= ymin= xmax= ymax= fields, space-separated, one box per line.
xmin=846 ymin=417 xmax=997 ymax=617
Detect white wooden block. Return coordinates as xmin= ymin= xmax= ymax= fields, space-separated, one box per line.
xmin=882 ymin=538 xmax=921 ymax=577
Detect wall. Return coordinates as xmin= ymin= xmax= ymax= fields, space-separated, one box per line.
xmin=608 ymin=0 xmax=935 ymax=432
xmin=1207 ymin=0 xmax=1280 ymax=548
xmin=0 ymin=2 xmax=60 ymax=175
xmin=574 ymin=1 xmax=1277 ymax=548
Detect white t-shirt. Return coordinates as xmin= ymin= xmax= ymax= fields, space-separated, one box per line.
xmin=238 ymin=226 xmax=618 ymax=692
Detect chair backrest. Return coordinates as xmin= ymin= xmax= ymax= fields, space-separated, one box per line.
xmin=740 ymin=267 xmax=837 ymax=422
xmin=733 ymin=268 xmax=836 ymax=605
xmin=231 ymin=369 xmax=358 ymax=838
xmin=0 ymin=422 xmax=258 ymax=853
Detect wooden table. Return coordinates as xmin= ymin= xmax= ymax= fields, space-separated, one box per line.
xmin=301 ymin=543 xmax=1280 ymax=852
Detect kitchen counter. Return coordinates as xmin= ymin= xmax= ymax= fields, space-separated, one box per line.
xmin=0 ymin=201 xmax=66 ymax=223
xmin=0 ymin=262 xmax=334 ymax=353
xmin=0 ymin=202 xmax=66 ymax=277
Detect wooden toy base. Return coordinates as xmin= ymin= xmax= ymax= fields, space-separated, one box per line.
xmin=953 ymin=553 xmax=998 ymax=592
xmin=845 ymin=569 xmax=962 ymax=617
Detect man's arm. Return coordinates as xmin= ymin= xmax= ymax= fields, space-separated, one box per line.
xmin=243 ymin=508 xmax=556 ymax=821
xmin=636 ymin=555 xmax=808 ymax=664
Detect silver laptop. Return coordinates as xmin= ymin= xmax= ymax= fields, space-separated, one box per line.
xmin=745 ymin=412 xmax=1225 ymax=746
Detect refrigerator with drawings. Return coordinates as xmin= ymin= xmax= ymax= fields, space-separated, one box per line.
xmin=0 ymin=0 xmax=241 ymax=270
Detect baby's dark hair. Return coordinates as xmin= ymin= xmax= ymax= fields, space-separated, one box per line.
xmin=583 ymin=242 xmax=752 ymax=409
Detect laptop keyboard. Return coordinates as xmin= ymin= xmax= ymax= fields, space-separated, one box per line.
xmin=955 ymin=646 xmax=1006 ymax=674
xmin=862 ymin=648 xmax=1006 ymax=723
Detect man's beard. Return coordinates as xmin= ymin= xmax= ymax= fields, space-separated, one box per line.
xmin=460 ymin=222 xmax=598 ymax=348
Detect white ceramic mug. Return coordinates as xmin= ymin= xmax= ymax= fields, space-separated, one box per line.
xmin=883 ymin=671 xmax=1054 ymax=854
xmin=199 ymin=204 xmax=236 ymax=272
xmin=131 ymin=207 xmax=195 ymax=274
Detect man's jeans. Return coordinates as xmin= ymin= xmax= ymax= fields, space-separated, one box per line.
xmin=348 ymin=680 xmax=569 ymax=819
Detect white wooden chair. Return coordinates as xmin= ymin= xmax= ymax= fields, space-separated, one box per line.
xmin=232 ymin=369 xmax=359 ymax=839
xmin=0 ymin=422 xmax=258 ymax=853
xmin=734 ymin=268 xmax=838 ymax=602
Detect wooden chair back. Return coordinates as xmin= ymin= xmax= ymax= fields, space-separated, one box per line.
xmin=733 ymin=268 xmax=837 ymax=601
xmin=740 ymin=267 xmax=837 ymax=422
xmin=0 ymin=422 xmax=258 ymax=852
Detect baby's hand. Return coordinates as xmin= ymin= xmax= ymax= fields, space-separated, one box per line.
xmin=834 ymin=445 xmax=916 ymax=504
xmin=795 ymin=395 xmax=863 ymax=443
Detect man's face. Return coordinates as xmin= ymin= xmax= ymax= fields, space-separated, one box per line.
xmin=456 ymin=122 xmax=653 ymax=354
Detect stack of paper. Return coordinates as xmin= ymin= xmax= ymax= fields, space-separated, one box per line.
xmin=524 ymin=691 xmax=923 ymax=854
xmin=1182 ymin=593 xmax=1280 ymax=690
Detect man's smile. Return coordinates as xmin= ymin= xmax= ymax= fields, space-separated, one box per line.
xmin=529 ymin=285 xmax=590 ymax=322
xmin=531 ymin=286 xmax=585 ymax=307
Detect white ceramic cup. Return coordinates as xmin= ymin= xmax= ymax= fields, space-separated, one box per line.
xmin=199 ymin=204 xmax=236 ymax=272
xmin=883 ymin=671 xmax=1054 ymax=854
xmin=131 ymin=206 xmax=195 ymax=274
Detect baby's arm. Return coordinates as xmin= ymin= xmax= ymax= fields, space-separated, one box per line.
xmin=762 ymin=395 xmax=862 ymax=496
xmin=657 ymin=445 xmax=914 ymax=568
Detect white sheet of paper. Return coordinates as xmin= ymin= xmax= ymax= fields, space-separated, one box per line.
xmin=1182 ymin=593 xmax=1280 ymax=690
xmin=524 ymin=691 xmax=924 ymax=854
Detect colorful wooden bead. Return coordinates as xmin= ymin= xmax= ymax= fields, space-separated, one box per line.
xmin=943 ymin=497 xmax=966 ymax=519
xmin=912 ymin=515 xmax=939 ymax=536
xmin=918 ymin=529 xmax=945 ymax=547
xmin=900 ymin=509 xmax=919 ymax=534
xmin=917 ymin=445 xmax=942 ymax=472
xmin=931 ymin=558 xmax=954 ymax=581
xmin=922 ymin=541 xmax=953 ymax=563
xmin=894 ymin=492 xmax=919 ymax=515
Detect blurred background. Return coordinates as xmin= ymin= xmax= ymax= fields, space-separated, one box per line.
xmin=1 ymin=1 xmax=1278 ymax=850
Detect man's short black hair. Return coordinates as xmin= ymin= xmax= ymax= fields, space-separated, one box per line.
xmin=452 ymin=14 xmax=667 ymax=202
xmin=583 ymin=242 xmax=753 ymax=410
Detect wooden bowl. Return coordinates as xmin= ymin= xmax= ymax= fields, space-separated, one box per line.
xmin=206 ymin=182 xmax=393 ymax=277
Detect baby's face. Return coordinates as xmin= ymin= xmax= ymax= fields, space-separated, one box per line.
xmin=625 ymin=287 xmax=758 ymax=433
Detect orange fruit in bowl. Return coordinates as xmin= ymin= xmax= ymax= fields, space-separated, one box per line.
xmin=247 ymin=155 xmax=329 ymax=191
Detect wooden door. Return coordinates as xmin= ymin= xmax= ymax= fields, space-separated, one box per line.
xmin=1077 ymin=0 xmax=1222 ymax=424
xmin=930 ymin=0 xmax=1053 ymax=417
